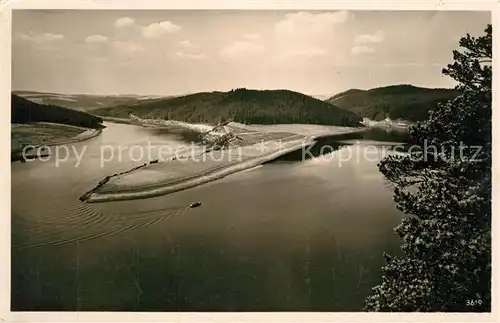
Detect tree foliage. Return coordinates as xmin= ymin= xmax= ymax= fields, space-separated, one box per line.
xmin=327 ymin=85 xmax=459 ymax=122
xmin=365 ymin=25 xmax=492 ymax=312
xmin=93 ymin=89 xmax=362 ymax=127
xmin=11 ymin=94 xmax=104 ymax=129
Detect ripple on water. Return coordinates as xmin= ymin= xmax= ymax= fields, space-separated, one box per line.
xmin=12 ymin=202 xmax=187 ymax=249
xmin=12 ymin=177 xmax=189 ymax=249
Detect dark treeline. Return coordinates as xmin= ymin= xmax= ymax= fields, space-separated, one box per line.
xmin=11 ymin=94 xmax=104 ymax=129
xmin=327 ymin=85 xmax=460 ymax=121
xmin=93 ymin=88 xmax=362 ymax=127
xmin=365 ymin=25 xmax=492 ymax=312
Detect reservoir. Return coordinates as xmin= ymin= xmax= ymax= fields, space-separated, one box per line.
xmin=11 ymin=122 xmax=405 ymax=311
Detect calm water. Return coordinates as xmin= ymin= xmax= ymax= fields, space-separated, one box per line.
xmin=11 ymin=122 xmax=405 ymax=311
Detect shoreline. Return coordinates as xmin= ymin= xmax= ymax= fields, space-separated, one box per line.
xmin=11 ymin=126 xmax=104 ymax=162
xmin=80 ymin=137 xmax=316 ymax=203
xmin=44 ymin=128 xmax=103 ymax=147
xmin=80 ymin=126 xmax=367 ymax=203
xmin=98 ymin=116 xmax=132 ymax=125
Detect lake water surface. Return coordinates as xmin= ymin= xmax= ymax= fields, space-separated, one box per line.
xmin=11 ymin=122 xmax=405 ymax=311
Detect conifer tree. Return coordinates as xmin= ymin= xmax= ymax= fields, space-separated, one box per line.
xmin=365 ymin=25 xmax=492 ymax=312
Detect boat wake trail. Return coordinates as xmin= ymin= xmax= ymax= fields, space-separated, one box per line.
xmin=13 ymin=204 xmax=190 ymax=250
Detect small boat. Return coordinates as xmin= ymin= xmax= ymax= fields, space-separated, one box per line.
xmin=189 ymin=202 xmax=202 ymax=208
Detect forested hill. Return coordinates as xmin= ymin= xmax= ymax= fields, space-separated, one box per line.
xmin=13 ymin=90 xmax=171 ymax=112
xmin=92 ymin=88 xmax=362 ymax=127
xmin=326 ymin=85 xmax=460 ymax=121
xmin=11 ymin=94 xmax=104 ymax=129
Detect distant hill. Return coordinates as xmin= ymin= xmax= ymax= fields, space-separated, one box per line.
xmin=11 ymin=94 xmax=104 ymax=129
xmin=326 ymin=85 xmax=460 ymax=121
xmin=92 ymin=88 xmax=362 ymax=127
xmin=13 ymin=90 xmax=172 ymax=112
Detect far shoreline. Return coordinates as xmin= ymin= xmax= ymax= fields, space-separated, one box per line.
xmin=11 ymin=123 xmax=104 ymax=162
xmin=80 ymin=124 xmax=367 ymax=203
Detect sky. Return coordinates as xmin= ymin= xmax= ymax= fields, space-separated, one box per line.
xmin=12 ymin=10 xmax=490 ymax=96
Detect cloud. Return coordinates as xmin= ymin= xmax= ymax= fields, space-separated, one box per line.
xmin=142 ymin=21 xmax=181 ymax=38
xmin=275 ymin=11 xmax=349 ymax=35
xmin=19 ymin=32 xmax=64 ymax=43
xmin=40 ymin=33 xmax=64 ymax=41
xmin=220 ymin=41 xmax=265 ymax=58
xmin=351 ymin=45 xmax=375 ymax=55
xmin=113 ymin=41 xmax=145 ymax=54
xmin=354 ymin=30 xmax=385 ymax=44
xmin=114 ymin=17 xmax=135 ymax=28
xmin=243 ymin=33 xmax=260 ymax=40
xmin=179 ymin=40 xmax=193 ymax=47
xmin=284 ymin=48 xmax=329 ymax=58
xmin=85 ymin=34 xmax=108 ymax=44
xmin=176 ymin=51 xmax=206 ymax=60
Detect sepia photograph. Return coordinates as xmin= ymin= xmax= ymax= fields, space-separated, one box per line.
xmin=4 ymin=3 xmax=495 ymax=317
